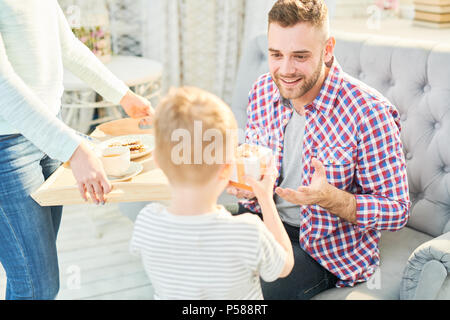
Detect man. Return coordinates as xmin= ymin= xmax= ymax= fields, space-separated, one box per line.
xmin=227 ymin=0 xmax=410 ymax=299
xmin=0 ymin=0 xmax=151 ymax=299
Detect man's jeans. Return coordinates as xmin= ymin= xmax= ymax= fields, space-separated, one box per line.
xmin=0 ymin=134 xmax=62 ymax=300
xmin=234 ymin=203 xmax=338 ymax=300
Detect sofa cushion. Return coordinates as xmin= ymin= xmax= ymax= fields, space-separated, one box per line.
xmin=437 ymin=277 xmax=450 ymax=299
xmin=400 ymin=231 xmax=450 ymax=299
xmin=311 ymin=227 xmax=432 ymax=300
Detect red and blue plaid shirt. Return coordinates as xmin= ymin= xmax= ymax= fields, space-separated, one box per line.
xmin=241 ymin=58 xmax=411 ymax=287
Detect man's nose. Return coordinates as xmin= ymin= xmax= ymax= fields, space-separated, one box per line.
xmin=279 ymin=58 xmax=296 ymax=76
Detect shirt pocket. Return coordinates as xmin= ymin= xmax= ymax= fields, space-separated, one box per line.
xmin=314 ymin=147 xmax=355 ymax=190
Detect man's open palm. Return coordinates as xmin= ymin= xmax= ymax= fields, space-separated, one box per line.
xmin=275 ymin=158 xmax=330 ymax=206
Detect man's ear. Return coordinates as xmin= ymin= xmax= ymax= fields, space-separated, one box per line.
xmin=324 ymin=36 xmax=336 ymax=67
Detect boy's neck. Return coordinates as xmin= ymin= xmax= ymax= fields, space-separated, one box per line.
xmin=168 ymin=184 xmax=221 ymax=216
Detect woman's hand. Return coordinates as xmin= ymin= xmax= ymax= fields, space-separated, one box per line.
xmin=69 ymin=142 xmax=112 ymax=205
xmin=120 ymin=90 xmax=154 ymax=118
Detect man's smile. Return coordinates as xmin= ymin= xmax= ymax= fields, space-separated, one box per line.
xmin=279 ymin=77 xmax=303 ymax=87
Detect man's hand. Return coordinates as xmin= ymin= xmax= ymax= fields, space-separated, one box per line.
xmin=69 ymin=142 xmax=112 ymax=205
xmin=275 ymin=158 xmax=331 ymax=206
xmin=120 ymin=90 xmax=154 ymax=118
xmin=275 ymin=158 xmax=357 ymax=223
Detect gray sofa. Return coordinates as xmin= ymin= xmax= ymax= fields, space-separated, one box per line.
xmin=231 ymin=32 xmax=450 ymax=300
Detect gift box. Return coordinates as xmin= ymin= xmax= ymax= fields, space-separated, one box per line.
xmin=229 ymin=144 xmax=273 ymax=192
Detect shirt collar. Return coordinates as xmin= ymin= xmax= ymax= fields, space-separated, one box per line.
xmin=273 ymin=57 xmax=343 ymax=114
xmin=273 ymin=84 xmax=282 ymax=103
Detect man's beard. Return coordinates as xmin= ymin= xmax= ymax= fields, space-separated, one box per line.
xmin=273 ymin=54 xmax=324 ymax=101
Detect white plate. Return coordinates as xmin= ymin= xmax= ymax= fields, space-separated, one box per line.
xmin=100 ymin=134 xmax=155 ymax=160
xmin=107 ymin=162 xmax=143 ymax=182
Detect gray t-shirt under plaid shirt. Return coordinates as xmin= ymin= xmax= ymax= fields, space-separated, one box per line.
xmin=274 ymin=99 xmax=306 ymax=227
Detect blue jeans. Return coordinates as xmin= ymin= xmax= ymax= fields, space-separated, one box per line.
xmin=0 ymin=134 xmax=62 ymax=300
xmin=235 ymin=203 xmax=338 ymax=300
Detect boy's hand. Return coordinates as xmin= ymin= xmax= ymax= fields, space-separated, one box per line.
xmin=244 ymin=158 xmax=277 ymax=201
xmin=226 ymin=185 xmax=256 ymax=200
xmin=120 ymin=90 xmax=154 ymax=119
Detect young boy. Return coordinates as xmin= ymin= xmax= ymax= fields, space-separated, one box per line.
xmin=130 ymin=87 xmax=294 ymax=300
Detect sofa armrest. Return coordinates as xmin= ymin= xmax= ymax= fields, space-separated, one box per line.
xmin=400 ymin=231 xmax=450 ymax=300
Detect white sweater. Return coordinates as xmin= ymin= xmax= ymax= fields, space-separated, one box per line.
xmin=0 ymin=0 xmax=129 ymax=161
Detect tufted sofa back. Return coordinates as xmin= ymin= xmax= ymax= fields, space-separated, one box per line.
xmin=231 ymin=32 xmax=450 ymax=237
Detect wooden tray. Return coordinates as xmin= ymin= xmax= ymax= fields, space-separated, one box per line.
xmin=31 ymin=118 xmax=171 ymax=206
xmin=94 ymin=117 xmax=153 ymax=138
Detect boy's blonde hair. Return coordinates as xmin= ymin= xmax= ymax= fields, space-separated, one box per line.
xmin=154 ymin=86 xmax=237 ymax=186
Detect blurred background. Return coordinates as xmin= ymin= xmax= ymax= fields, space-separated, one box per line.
xmin=56 ymin=0 xmax=447 ymax=132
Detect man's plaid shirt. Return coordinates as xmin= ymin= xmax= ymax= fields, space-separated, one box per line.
xmin=240 ymin=58 xmax=411 ymax=287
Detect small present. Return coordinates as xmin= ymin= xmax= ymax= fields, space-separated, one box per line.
xmin=229 ymin=144 xmax=273 ymax=191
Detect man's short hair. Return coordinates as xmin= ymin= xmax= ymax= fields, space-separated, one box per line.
xmin=154 ymin=86 xmax=237 ymax=186
xmin=268 ymin=0 xmax=329 ymax=35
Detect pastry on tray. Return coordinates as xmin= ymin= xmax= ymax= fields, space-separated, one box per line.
xmin=108 ymin=140 xmax=146 ymax=155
